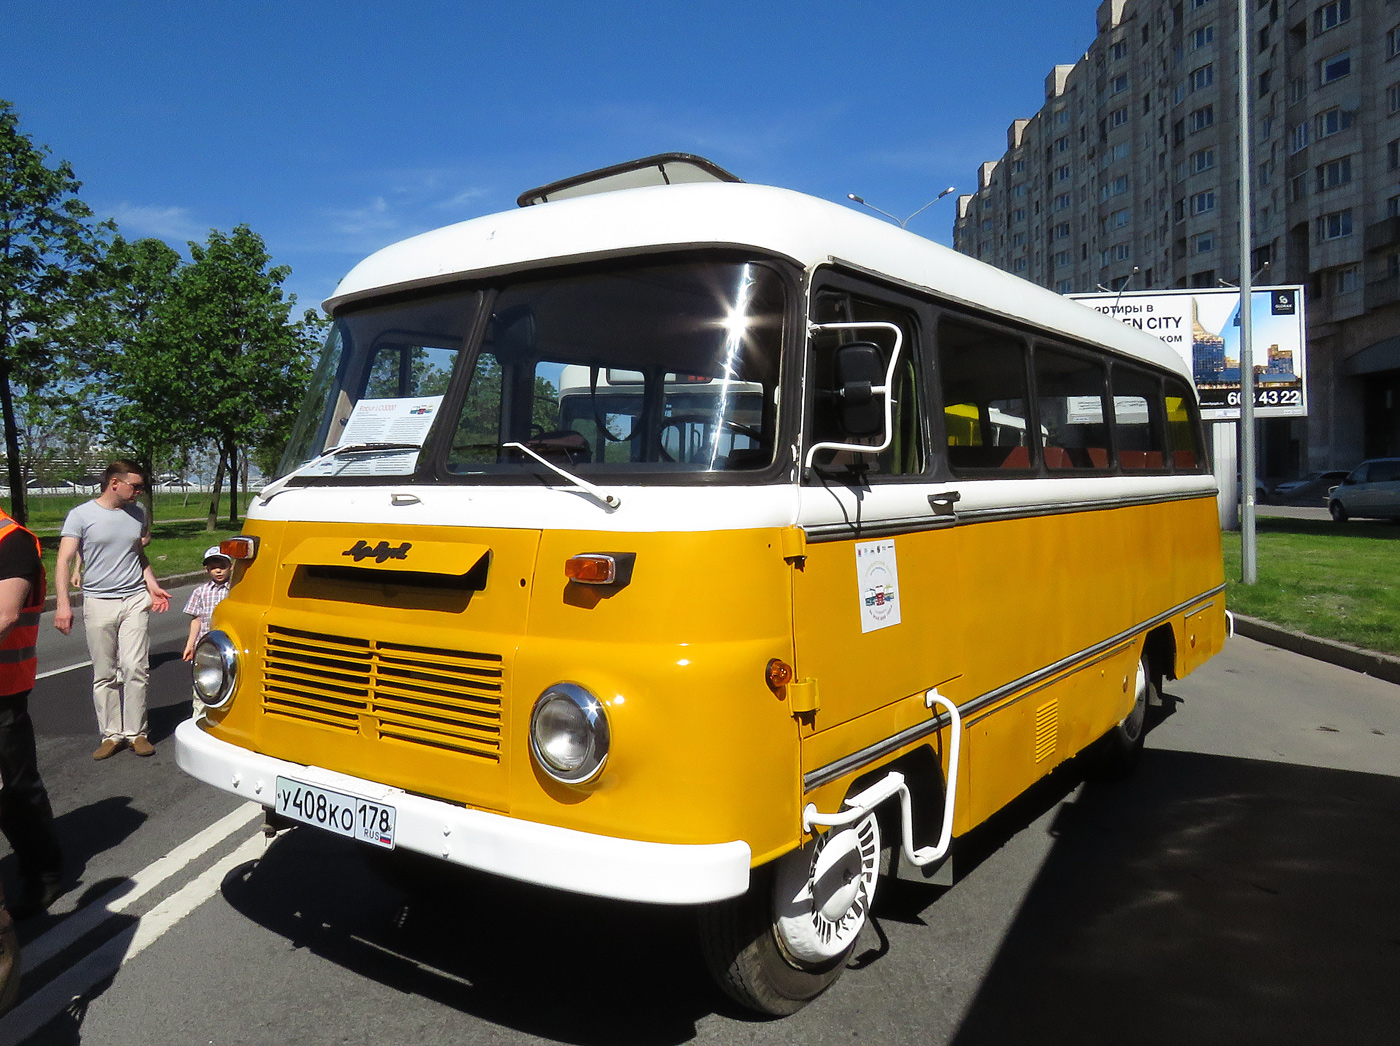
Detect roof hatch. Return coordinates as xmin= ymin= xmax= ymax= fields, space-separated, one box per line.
xmin=516 ymin=153 xmax=742 ymax=207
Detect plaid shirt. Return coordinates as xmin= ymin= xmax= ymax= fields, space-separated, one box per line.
xmin=183 ymin=578 xmax=230 ymax=642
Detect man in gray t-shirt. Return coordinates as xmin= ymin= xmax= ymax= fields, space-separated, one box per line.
xmin=54 ymin=461 xmax=171 ymax=760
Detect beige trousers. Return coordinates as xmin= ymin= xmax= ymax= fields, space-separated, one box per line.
xmin=83 ymin=590 xmax=152 ymax=741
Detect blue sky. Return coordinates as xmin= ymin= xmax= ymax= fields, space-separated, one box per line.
xmin=4 ymin=0 xmax=1098 ymax=313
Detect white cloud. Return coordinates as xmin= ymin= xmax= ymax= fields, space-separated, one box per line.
xmin=436 ymin=186 xmax=489 ymax=209
xmin=327 ymin=195 xmax=398 ymax=238
xmin=103 ymin=202 xmax=203 ymax=241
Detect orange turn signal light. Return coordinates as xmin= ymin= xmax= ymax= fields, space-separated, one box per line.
xmin=220 ymin=536 xmax=259 ymax=561
xmin=766 ymin=658 xmax=794 ymax=692
xmin=565 ymin=554 xmax=617 ymax=585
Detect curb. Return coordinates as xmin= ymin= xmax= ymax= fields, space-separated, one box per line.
xmin=1232 ymin=613 xmax=1400 ymax=686
xmin=41 ymin=570 xmax=207 ymax=615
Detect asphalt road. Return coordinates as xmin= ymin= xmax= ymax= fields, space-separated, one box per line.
xmin=1 ymin=600 xmax=1397 ymax=1045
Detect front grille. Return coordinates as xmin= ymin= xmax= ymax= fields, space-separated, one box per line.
xmin=262 ymin=624 xmax=504 ymax=761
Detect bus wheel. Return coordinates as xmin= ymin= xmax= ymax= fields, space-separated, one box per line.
xmin=699 ymin=813 xmax=880 ymax=1016
xmin=1096 ymin=655 xmax=1152 ymax=777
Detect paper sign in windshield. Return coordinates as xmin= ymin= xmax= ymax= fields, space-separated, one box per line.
xmin=856 ymin=540 xmax=902 ymax=633
xmin=306 ymin=396 xmax=444 ymax=476
xmin=340 ymin=396 xmax=443 ymax=446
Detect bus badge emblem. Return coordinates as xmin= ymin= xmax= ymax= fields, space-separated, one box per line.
xmin=342 ymin=540 xmax=412 ymax=563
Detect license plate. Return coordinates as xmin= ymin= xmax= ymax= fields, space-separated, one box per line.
xmin=274 ymin=776 xmax=396 ymax=849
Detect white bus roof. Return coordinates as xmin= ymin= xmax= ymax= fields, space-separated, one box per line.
xmin=325 ymin=181 xmax=1190 ymax=381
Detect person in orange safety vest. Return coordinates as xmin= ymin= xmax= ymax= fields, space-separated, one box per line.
xmin=0 ymin=507 xmax=64 ymax=927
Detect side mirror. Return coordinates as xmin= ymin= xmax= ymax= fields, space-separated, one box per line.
xmin=834 ymin=342 xmax=885 ymax=436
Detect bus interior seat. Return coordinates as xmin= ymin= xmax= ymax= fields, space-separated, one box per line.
xmin=999 ymin=445 xmax=1032 ymax=468
xmin=947 ymin=444 xmax=1032 ymax=469
xmin=1119 ymin=450 xmax=1164 ymax=469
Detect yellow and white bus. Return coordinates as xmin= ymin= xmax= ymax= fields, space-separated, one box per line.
xmin=176 ymin=154 xmax=1228 ymax=1015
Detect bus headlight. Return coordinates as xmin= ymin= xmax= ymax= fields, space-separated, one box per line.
xmin=529 ymin=683 xmax=610 ymax=784
xmin=193 ymin=630 xmax=238 ymax=708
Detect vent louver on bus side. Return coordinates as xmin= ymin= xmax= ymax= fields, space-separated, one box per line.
xmin=1033 ymin=700 xmax=1059 ymax=763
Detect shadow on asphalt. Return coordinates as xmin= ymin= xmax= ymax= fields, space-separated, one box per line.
xmin=949 ymin=746 xmax=1400 ymax=1044
xmin=222 ymin=828 xmax=718 ymax=1044
xmin=1 ymin=796 xmax=146 ymax=946
xmin=199 ymin=686 xmax=1397 ymax=1044
xmin=145 ymin=699 xmax=191 ymax=745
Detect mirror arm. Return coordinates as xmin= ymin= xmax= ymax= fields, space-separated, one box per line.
xmin=803 ymin=321 xmax=904 ymax=469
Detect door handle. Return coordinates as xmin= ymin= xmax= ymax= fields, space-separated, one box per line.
xmin=927 ymin=491 xmax=961 ymax=518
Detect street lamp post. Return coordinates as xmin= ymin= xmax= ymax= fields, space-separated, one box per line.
xmin=1238 ymin=0 xmax=1258 ymax=584
xmin=847 ymin=187 xmax=957 ymax=228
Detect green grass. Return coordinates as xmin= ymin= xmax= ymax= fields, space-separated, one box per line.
xmin=36 ymin=520 xmax=246 ymax=593
xmin=1223 ymin=516 xmax=1400 ymax=656
xmin=9 ymin=491 xmax=244 ymax=533
xmin=0 ymin=493 xmax=249 ymax=590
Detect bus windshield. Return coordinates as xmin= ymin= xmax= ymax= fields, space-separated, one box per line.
xmin=277 ymin=259 xmax=786 ymax=481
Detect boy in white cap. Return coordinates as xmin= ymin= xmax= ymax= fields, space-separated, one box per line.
xmin=182 ymin=545 xmax=233 ymax=719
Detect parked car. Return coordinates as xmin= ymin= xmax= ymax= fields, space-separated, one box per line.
xmin=1327 ymin=458 xmax=1400 ymax=521
xmin=1268 ymin=469 xmax=1351 ymax=506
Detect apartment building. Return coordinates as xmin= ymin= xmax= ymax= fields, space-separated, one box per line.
xmin=952 ymin=0 xmax=1400 ymax=475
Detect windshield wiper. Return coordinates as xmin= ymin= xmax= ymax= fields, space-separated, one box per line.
xmin=258 ymin=442 xmax=425 ymax=504
xmin=502 ymin=441 xmax=621 ymax=509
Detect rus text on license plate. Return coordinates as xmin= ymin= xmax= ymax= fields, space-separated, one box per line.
xmin=274 ymin=777 xmax=396 ymax=849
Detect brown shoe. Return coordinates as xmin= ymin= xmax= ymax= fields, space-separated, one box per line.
xmin=92 ymin=738 xmax=125 ymax=760
xmin=131 ymin=735 xmax=155 ymax=757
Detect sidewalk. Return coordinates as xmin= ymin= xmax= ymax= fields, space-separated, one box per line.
xmin=1231 ymin=614 xmax=1400 ymax=687
xmin=41 ymin=569 xmax=207 ymax=614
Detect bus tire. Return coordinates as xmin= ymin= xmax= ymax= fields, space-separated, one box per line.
xmin=699 ymin=813 xmax=880 ymax=1016
xmin=1095 ymin=655 xmax=1151 ymax=777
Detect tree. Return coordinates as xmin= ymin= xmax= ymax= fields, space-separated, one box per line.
xmin=248 ymin=307 xmax=328 ymax=480
xmin=100 ymin=236 xmax=193 ymax=481
xmin=100 ymin=227 xmax=320 ymax=529
xmin=0 ymin=100 xmax=106 ymax=523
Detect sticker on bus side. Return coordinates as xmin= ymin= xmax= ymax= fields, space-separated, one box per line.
xmin=855 ymin=540 xmax=901 ymax=633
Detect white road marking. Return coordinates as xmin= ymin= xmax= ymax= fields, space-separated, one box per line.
xmin=22 ymin=803 xmax=261 ymax=969
xmin=0 ymin=832 xmax=265 ymax=1045
xmin=35 ymin=660 xmax=92 ymax=680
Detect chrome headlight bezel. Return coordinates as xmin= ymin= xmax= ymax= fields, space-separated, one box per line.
xmin=528 ymin=682 xmax=610 ymax=784
xmin=192 ymin=629 xmax=238 ymax=708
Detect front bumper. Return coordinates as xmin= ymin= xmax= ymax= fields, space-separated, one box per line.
xmin=174 ymin=719 xmax=752 ymax=904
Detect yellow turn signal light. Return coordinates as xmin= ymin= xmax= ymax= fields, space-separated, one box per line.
xmin=565 ymin=554 xmax=618 ymax=585
xmin=766 ymin=658 xmax=794 ymax=692
xmin=220 ymin=536 xmax=259 ymax=561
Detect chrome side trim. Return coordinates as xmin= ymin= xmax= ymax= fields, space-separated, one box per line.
xmin=804 ymin=514 xmax=957 ymax=543
xmin=802 ymin=489 xmax=1213 ymax=544
xmin=802 ymin=582 xmax=1226 ymax=791
xmin=956 ymin=488 xmax=1213 ymax=525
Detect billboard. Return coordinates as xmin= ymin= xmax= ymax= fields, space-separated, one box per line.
xmin=1069 ymin=286 xmax=1307 ymax=420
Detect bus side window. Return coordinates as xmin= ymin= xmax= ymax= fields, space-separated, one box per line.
xmin=937 ymin=317 xmax=1035 ymax=472
xmin=1164 ymin=375 xmax=1205 ymax=471
xmin=809 ymin=293 xmax=925 ymax=478
xmin=1111 ymin=366 xmax=1168 ymax=470
xmin=1034 ymin=345 xmax=1111 ymax=472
